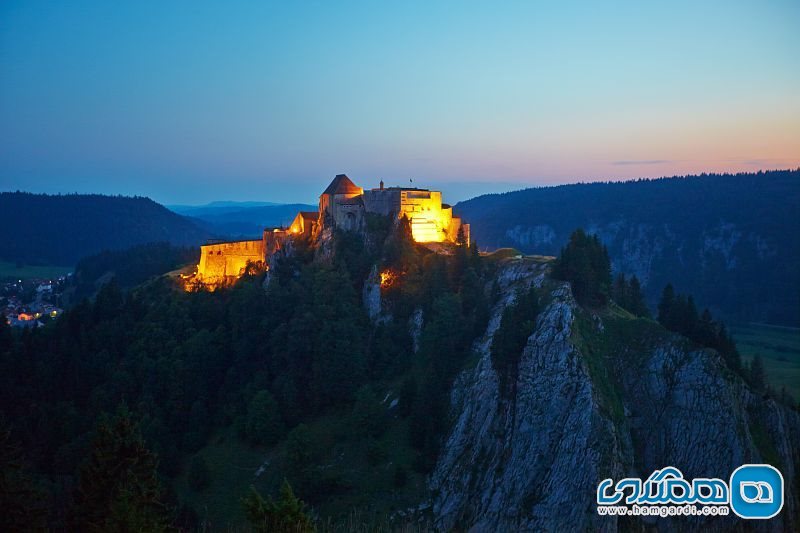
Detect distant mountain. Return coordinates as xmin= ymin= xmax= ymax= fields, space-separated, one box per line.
xmin=167 ymin=200 xmax=282 ymax=217
xmin=175 ymin=202 xmax=317 ymax=238
xmin=0 ymin=192 xmax=211 ymax=266
xmin=456 ymin=169 xmax=800 ymax=326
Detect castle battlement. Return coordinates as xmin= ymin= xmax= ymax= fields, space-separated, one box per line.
xmin=189 ymin=174 xmax=469 ymax=289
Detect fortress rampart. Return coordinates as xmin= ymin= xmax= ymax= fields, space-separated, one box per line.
xmin=189 ymin=174 xmax=470 ymax=290
xmin=197 ymin=239 xmax=264 ymax=283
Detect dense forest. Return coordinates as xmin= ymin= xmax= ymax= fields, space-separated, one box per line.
xmin=456 ymin=169 xmax=800 ymax=326
xmin=0 ymin=193 xmax=210 ymax=266
xmin=0 ymin=215 xmax=491 ymax=529
xmin=69 ymin=243 xmax=199 ymax=302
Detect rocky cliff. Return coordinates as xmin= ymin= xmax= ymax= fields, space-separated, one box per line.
xmin=430 ymin=258 xmax=800 ymax=531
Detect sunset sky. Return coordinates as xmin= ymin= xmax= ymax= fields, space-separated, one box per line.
xmin=1 ymin=1 xmax=798 ymax=204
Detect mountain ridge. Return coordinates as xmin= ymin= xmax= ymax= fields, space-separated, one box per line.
xmin=455 ymin=169 xmax=800 ymax=326
xmin=0 ymin=191 xmax=211 ymax=266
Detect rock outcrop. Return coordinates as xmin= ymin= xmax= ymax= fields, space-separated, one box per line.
xmin=430 ymin=258 xmax=799 ymax=531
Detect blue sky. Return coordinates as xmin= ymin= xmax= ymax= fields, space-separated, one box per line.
xmin=1 ymin=1 xmax=798 ymax=204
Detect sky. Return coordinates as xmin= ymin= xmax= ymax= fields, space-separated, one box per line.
xmin=1 ymin=1 xmax=798 ymax=205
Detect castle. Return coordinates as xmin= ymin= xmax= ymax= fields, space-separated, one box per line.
xmin=191 ymin=174 xmax=469 ymax=287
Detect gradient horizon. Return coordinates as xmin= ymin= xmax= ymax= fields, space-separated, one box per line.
xmin=1 ymin=1 xmax=798 ymax=205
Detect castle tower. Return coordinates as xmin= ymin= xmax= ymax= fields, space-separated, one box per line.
xmin=319 ymin=174 xmax=364 ymax=231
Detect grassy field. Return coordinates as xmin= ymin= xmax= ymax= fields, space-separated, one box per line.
xmin=732 ymin=323 xmax=800 ymax=401
xmin=0 ymin=260 xmax=72 ymax=281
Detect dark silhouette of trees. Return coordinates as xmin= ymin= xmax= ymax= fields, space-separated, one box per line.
xmin=657 ymin=284 xmax=742 ymax=372
xmin=242 ymin=480 xmax=313 ymax=533
xmin=612 ymin=273 xmax=650 ymax=317
xmin=69 ymin=408 xmax=173 ymax=532
xmin=0 ymin=192 xmax=209 ymax=266
xmin=749 ymin=355 xmax=767 ymax=392
xmin=491 ymin=286 xmax=540 ymax=396
xmin=552 ymin=229 xmax=612 ymax=306
xmin=0 ymin=420 xmax=47 ymax=532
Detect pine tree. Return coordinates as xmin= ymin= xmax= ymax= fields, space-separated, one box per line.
xmin=69 ymin=408 xmax=173 ymax=532
xmin=450 ymin=231 xmax=469 ymax=286
xmin=242 ymin=480 xmax=314 ymax=533
xmin=553 ymin=229 xmax=611 ymax=306
xmin=469 ymin=240 xmax=482 ymax=275
xmin=750 ymin=355 xmax=766 ymax=392
xmin=612 ymin=273 xmax=628 ymax=309
xmin=716 ymin=323 xmax=742 ymax=371
xmin=628 ymin=275 xmax=650 ymax=317
xmin=683 ymin=295 xmax=699 ymax=338
xmin=697 ymin=308 xmax=716 ymax=346
xmin=456 ymin=225 xmax=467 ymax=246
xmin=657 ymin=284 xmax=676 ymax=328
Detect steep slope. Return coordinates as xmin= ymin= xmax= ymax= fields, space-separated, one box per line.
xmin=455 ymin=170 xmax=800 ymax=326
xmin=431 ymin=258 xmax=800 ymax=531
xmin=0 ymin=192 xmax=211 ymax=265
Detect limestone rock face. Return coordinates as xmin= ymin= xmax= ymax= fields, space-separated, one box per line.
xmin=430 ymin=259 xmax=799 ymax=532
xmin=362 ymin=265 xmax=381 ymax=321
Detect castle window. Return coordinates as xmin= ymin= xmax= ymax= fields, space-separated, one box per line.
xmin=344 ymin=212 xmax=356 ymax=231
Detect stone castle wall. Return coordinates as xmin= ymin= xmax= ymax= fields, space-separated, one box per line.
xmin=197 ymin=239 xmax=265 ymax=281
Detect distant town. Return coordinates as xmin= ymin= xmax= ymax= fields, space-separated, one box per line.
xmin=1 ymin=274 xmax=68 ymax=328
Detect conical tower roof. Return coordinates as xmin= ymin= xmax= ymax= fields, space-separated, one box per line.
xmin=322 ymin=174 xmax=362 ymax=195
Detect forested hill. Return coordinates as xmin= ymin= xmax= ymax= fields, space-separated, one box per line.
xmin=0 ymin=192 xmax=211 ymax=266
xmin=456 ymin=169 xmax=800 ymax=326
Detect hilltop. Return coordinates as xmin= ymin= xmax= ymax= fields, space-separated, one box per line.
xmin=0 ymin=192 xmax=211 ymax=266
xmin=456 ymin=169 xmax=800 ymax=326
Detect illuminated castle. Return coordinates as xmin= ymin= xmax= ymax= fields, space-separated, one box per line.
xmin=190 ymin=174 xmax=469 ymax=288
xmin=318 ymin=174 xmax=469 ymax=243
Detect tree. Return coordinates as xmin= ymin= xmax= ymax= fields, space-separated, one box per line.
xmin=749 ymin=355 xmax=766 ymax=392
xmin=612 ymin=273 xmax=628 ymax=309
xmin=491 ymin=286 xmax=540 ymax=396
xmin=627 ymin=275 xmax=650 ymax=317
xmin=0 ymin=420 xmax=47 ymax=532
xmin=552 ymin=229 xmax=611 ymax=306
xmin=384 ymin=214 xmax=416 ymax=272
xmin=245 ymin=390 xmax=284 ymax=446
xmin=456 ymin=225 xmax=467 ymax=246
xmin=69 ymin=408 xmax=173 ymax=532
xmin=656 ymin=284 xmax=743 ymax=374
xmin=696 ymin=308 xmax=716 ymax=346
xmin=242 ymin=480 xmax=314 ymax=533
xmin=657 ymin=284 xmax=676 ymax=329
